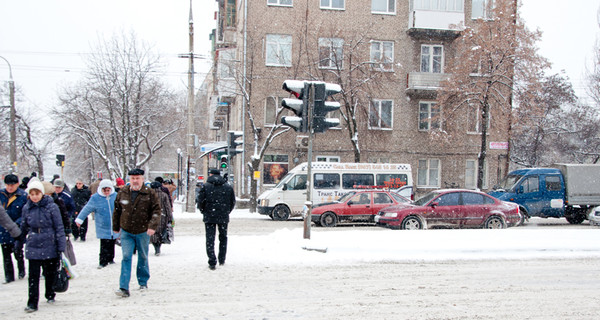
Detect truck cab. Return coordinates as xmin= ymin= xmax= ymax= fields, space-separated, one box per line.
xmin=489 ymin=168 xmax=565 ymax=219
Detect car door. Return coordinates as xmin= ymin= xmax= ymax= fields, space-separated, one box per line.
xmin=539 ymin=174 xmax=565 ymax=218
xmin=338 ymin=192 xmax=372 ymax=218
xmin=459 ymin=192 xmax=490 ymax=226
xmin=428 ymin=192 xmax=461 ymax=226
xmin=513 ymin=175 xmax=544 ymax=216
xmin=372 ymin=192 xmax=395 ymax=216
xmin=282 ymin=174 xmax=307 ymax=215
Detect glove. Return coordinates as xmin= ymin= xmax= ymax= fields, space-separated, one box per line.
xmin=13 ymin=233 xmax=25 ymax=253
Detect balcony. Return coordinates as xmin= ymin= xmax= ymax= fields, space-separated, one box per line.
xmin=408 ymin=10 xmax=464 ymax=40
xmin=406 ymin=72 xmax=450 ymax=97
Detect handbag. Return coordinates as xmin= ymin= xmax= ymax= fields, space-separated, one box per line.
xmin=161 ymin=225 xmax=174 ymax=244
xmin=53 ymin=255 xmax=69 ymax=293
xmin=64 ymin=238 xmax=77 ymax=266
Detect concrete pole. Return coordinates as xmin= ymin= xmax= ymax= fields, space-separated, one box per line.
xmin=185 ymin=0 xmax=196 ymax=213
xmin=0 ymin=56 xmax=17 ymax=174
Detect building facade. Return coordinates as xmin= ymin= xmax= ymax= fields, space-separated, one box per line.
xmin=206 ymin=0 xmax=509 ymax=198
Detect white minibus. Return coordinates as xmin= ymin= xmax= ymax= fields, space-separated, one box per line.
xmin=258 ymin=162 xmax=412 ymax=220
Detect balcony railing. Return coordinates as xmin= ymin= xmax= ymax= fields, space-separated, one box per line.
xmin=408 ymin=10 xmax=464 ymax=39
xmin=406 ymin=72 xmax=450 ymax=97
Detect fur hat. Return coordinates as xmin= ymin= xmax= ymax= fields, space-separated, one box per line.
xmin=4 ymin=174 xmax=18 ymax=185
xmin=42 ymin=181 xmax=54 ymax=194
xmin=128 ymin=168 xmax=144 ymax=176
xmin=26 ymin=180 xmax=45 ymax=194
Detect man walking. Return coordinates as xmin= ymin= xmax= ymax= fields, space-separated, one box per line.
xmin=113 ymin=168 xmax=160 ymax=297
xmin=71 ymin=179 xmax=91 ymax=241
xmin=53 ymin=179 xmax=75 ymax=235
xmin=0 ymin=174 xmax=27 ymax=283
xmin=196 ymin=169 xmax=235 ymax=270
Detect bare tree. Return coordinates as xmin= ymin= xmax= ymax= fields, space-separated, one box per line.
xmin=54 ymin=32 xmax=183 ymax=179
xmin=437 ymin=0 xmax=548 ymax=188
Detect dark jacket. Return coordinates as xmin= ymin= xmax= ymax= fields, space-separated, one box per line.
xmin=52 ymin=194 xmax=71 ymax=235
xmin=196 ymin=174 xmax=236 ymax=224
xmin=113 ymin=184 xmax=161 ymax=234
xmin=21 ymin=195 xmax=66 ymax=260
xmin=56 ymin=190 xmax=76 ymax=219
xmin=71 ymin=185 xmax=91 ymax=213
xmin=0 ymin=188 xmax=27 ymax=244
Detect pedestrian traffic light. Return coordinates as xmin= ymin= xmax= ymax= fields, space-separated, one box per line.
xmin=312 ymin=82 xmax=341 ymax=133
xmin=281 ymin=80 xmax=310 ymax=133
xmin=220 ymin=155 xmax=228 ymax=169
xmin=56 ymin=154 xmax=65 ymax=167
xmin=227 ymin=131 xmax=243 ymax=157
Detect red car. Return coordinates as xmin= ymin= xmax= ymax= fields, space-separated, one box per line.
xmin=374 ymin=189 xmax=521 ymax=230
xmin=311 ymin=190 xmax=411 ymax=227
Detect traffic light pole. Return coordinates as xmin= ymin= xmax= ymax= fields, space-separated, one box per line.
xmin=303 ymin=83 xmax=315 ymax=240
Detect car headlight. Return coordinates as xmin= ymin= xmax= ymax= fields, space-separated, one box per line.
xmin=260 ymin=199 xmax=269 ymax=207
xmin=383 ymin=212 xmax=398 ymax=218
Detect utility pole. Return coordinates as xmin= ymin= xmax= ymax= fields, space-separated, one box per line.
xmin=0 ymin=56 xmax=16 ymax=174
xmin=184 ymin=0 xmax=196 ymax=213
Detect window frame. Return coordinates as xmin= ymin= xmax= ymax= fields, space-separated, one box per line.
xmin=267 ymin=0 xmax=293 ymax=7
xmin=265 ymin=34 xmax=292 ymax=67
xmin=372 ymin=0 xmax=396 ymax=15
xmin=417 ymin=159 xmax=440 ymax=188
xmin=465 ymin=159 xmax=488 ymax=189
xmin=472 ymin=0 xmax=495 ymax=19
xmin=467 ymin=104 xmax=491 ymax=134
xmin=265 ymin=96 xmax=284 ymax=126
xmin=420 ymin=44 xmax=444 ymax=73
xmin=370 ymin=40 xmax=394 ymax=72
xmin=318 ymin=37 xmax=344 ymax=70
xmin=418 ymin=101 xmax=441 ymax=131
xmin=369 ymin=99 xmax=393 ymax=130
xmin=320 ymin=0 xmax=345 ymax=10
xmin=412 ymin=0 xmax=464 ymax=12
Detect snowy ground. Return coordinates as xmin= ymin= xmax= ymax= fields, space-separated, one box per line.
xmin=1 ymin=204 xmax=600 ymax=319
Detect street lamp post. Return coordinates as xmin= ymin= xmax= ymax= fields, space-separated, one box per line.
xmin=0 ymin=56 xmax=16 ymax=174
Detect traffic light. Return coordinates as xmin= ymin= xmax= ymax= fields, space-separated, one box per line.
xmin=56 ymin=154 xmax=65 ymax=167
xmin=312 ymin=82 xmax=341 ymax=133
xmin=220 ymin=155 xmax=228 ymax=170
xmin=227 ymin=131 xmax=243 ymax=157
xmin=281 ymin=80 xmax=310 ymax=133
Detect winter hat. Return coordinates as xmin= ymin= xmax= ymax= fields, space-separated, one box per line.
xmin=42 ymin=181 xmax=54 ymax=195
xmin=116 ymin=177 xmax=125 ymax=186
xmin=26 ymin=180 xmax=45 ymax=194
xmin=154 ymin=177 xmax=164 ymax=184
xmin=97 ymin=179 xmax=115 ymax=195
xmin=209 ymin=169 xmax=221 ymax=175
xmin=4 ymin=174 xmax=19 ymax=185
xmin=128 ymin=168 xmax=144 ymax=176
xmin=53 ymin=179 xmax=65 ymax=187
xmin=150 ymin=181 xmax=161 ymax=189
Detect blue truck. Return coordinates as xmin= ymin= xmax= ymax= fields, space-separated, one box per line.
xmin=489 ymin=164 xmax=600 ymax=224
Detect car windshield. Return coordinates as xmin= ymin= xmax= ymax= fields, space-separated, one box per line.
xmin=391 ymin=193 xmax=410 ymax=203
xmin=413 ymin=192 xmax=438 ymax=206
xmin=337 ymin=191 xmax=356 ymax=203
xmin=275 ymin=173 xmax=294 ymax=189
xmin=494 ymin=174 xmax=523 ymax=191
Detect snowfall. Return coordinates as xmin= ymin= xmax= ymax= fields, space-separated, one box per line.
xmin=1 ymin=204 xmax=600 ymax=319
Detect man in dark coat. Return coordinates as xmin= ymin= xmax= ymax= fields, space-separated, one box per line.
xmin=196 ymin=169 xmax=235 ymax=270
xmin=0 ymin=174 xmax=27 ymax=283
xmin=113 ymin=168 xmax=161 ymax=298
xmin=71 ymin=179 xmax=91 ymax=241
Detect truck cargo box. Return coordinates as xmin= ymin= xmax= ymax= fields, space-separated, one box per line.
xmin=553 ymin=163 xmax=600 ymax=205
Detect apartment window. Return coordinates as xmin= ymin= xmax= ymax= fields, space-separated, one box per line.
xmin=266 ymin=34 xmax=292 ymax=67
xmin=316 ymin=156 xmax=340 ymax=162
xmin=412 ymin=0 xmax=463 ymax=12
xmin=318 ymin=38 xmax=344 ymax=69
xmin=370 ymin=40 xmax=394 ymax=71
xmin=320 ymin=0 xmax=344 ymax=10
xmin=268 ymin=0 xmax=292 ymax=6
xmin=465 ymin=159 xmax=488 ymax=189
xmin=369 ymin=99 xmax=393 ymax=130
xmin=417 ymin=159 xmax=440 ymax=187
xmin=467 ymin=104 xmax=491 ymax=134
xmin=418 ymin=101 xmax=441 ymax=131
xmin=225 ymin=0 xmax=237 ymax=27
xmin=421 ymin=45 xmax=443 ymax=73
xmin=472 ymin=0 xmax=494 ymax=19
xmin=372 ymin=0 xmax=395 ymax=14
xmin=265 ymin=96 xmax=283 ymax=126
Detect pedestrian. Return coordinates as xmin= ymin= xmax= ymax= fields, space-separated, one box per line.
xmin=149 ymin=182 xmax=173 ymax=256
xmin=0 ymin=174 xmax=27 ymax=283
xmin=115 ymin=177 xmax=125 ymax=192
xmin=20 ymin=180 xmax=66 ymax=313
xmin=75 ymin=179 xmax=119 ymax=268
xmin=71 ymin=179 xmax=91 ymax=241
xmin=196 ymin=169 xmax=236 ymax=270
xmin=113 ymin=168 xmax=160 ymax=297
xmin=43 ymin=181 xmax=71 ymax=236
xmin=90 ymin=179 xmax=101 ymax=195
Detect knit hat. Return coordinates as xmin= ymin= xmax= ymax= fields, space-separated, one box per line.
xmin=26 ymin=180 xmax=45 ymax=194
xmin=116 ymin=177 xmax=125 ymax=186
xmin=42 ymin=181 xmax=54 ymax=195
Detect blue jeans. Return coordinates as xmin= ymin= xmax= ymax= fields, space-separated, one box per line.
xmin=119 ymin=230 xmax=150 ymax=290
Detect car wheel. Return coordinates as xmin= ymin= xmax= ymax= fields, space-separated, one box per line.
xmin=566 ymin=214 xmax=585 ymax=225
xmin=272 ymin=205 xmax=290 ymax=221
xmin=484 ymin=215 xmax=505 ymax=229
xmin=320 ymin=212 xmax=338 ymax=227
xmin=401 ymin=216 xmax=423 ymax=230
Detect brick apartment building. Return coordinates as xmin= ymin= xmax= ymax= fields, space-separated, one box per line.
xmin=199 ymin=0 xmax=510 ymax=198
